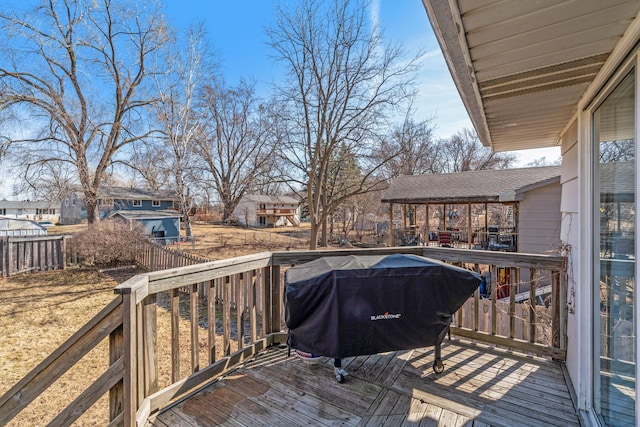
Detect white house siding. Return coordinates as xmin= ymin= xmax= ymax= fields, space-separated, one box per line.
xmin=517 ymin=183 xmax=562 ymax=254
xmin=233 ymin=199 xmax=258 ymax=227
xmin=559 ymin=120 xmax=582 ymax=404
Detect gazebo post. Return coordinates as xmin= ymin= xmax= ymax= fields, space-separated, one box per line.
xmin=443 ymin=203 xmax=447 ymax=231
xmin=484 ymin=202 xmax=488 ymax=245
xmin=425 ymin=203 xmax=429 ymax=246
xmin=389 ymin=202 xmax=394 ymax=247
xmin=402 ymin=204 xmax=407 ymax=230
xmin=467 ymin=202 xmax=472 ymax=249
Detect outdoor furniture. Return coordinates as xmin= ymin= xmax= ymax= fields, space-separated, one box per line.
xmin=438 ymin=231 xmax=452 ymax=247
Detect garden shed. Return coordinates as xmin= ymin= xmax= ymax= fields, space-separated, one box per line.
xmin=381 ymin=166 xmax=562 ymax=255
xmin=0 ymin=218 xmax=47 ymax=237
xmin=109 ymin=210 xmax=181 ymax=244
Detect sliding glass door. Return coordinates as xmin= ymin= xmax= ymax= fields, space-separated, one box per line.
xmin=593 ymin=70 xmax=636 ymax=426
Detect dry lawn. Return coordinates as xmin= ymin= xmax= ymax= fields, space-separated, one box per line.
xmin=0 ymin=222 xmax=304 ymax=425
xmin=0 ymin=268 xmax=121 ymax=426
xmin=179 ymin=222 xmax=311 ymax=259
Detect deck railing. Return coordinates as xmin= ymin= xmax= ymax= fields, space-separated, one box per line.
xmin=0 ymin=246 xmax=566 ymax=426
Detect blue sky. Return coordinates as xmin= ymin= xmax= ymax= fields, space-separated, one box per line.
xmin=162 ymin=0 xmax=561 ymax=166
xmin=0 ymin=1 xmax=560 ymax=200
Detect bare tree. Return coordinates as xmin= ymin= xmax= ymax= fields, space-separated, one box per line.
xmin=376 ymin=112 xmax=439 ymax=179
xmin=268 ymin=0 xmax=418 ymax=249
xmin=599 ymin=139 xmax=634 ymax=163
xmin=526 ymin=156 xmax=561 ymax=167
xmin=437 ymin=128 xmax=516 ymax=172
xmin=134 ymin=25 xmax=213 ymax=239
xmin=0 ymin=0 xmax=168 ymax=225
xmin=195 ymin=79 xmax=278 ymax=221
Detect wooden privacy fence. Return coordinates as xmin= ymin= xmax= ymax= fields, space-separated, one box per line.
xmin=0 ymin=235 xmax=67 ymax=277
xmin=0 ymin=246 xmax=567 ymax=426
xmin=132 ymin=239 xmax=209 ymax=271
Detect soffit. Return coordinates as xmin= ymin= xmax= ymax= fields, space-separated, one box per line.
xmin=424 ymin=0 xmax=640 ymax=152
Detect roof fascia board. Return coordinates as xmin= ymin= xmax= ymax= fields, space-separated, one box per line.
xmin=422 ymin=0 xmax=492 ymax=148
xmin=381 ymin=197 xmax=501 ymax=204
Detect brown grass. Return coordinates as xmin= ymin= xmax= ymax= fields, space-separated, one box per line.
xmin=0 ymin=222 xmax=307 ymax=425
xmin=0 ymin=268 xmax=120 ymax=426
xmin=179 ymin=222 xmax=311 ymax=259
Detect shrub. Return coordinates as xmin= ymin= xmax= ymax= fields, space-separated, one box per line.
xmin=70 ymin=219 xmax=146 ymax=266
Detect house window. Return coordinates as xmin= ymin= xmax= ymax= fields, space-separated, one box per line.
xmin=0 ymin=209 xmax=5 ymax=215
xmin=133 ymin=200 xmax=142 ymax=207
xmin=592 ymin=69 xmax=635 ymax=426
xmin=152 ymin=200 xmax=161 ymax=207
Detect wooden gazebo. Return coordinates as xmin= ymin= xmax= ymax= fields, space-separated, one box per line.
xmin=381 ymin=166 xmax=562 ymax=254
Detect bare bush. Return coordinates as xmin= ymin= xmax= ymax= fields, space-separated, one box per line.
xmin=70 ymin=220 xmax=146 ymax=266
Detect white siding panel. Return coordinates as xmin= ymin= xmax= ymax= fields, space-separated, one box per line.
xmin=518 ymin=183 xmax=562 ymax=254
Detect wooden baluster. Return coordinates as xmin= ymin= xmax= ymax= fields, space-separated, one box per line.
xmin=272 ymin=265 xmax=281 ymax=333
xmin=509 ymin=268 xmax=518 ymax=339
xmin=250 ymin=270 xmax=258 ymax=342
xmin=190 ymin=283 xmax=199 ymax=372
xmin=208 ymin=279 xmax=216 ymax=365
xmin=171 ymin=289 xmax=180 ymax=382
xmin=142 ymin=294 xmax=158 ymax=396
xmin=262 ymin=266 xmax=272 ymax=335
xmin=223 ymin=276 xmax=231 ymax=356
xmin=109 ymin=324 xmax=124 ymax=423
xmin=236 ymin=273 xmax=244 ymax=350
xmin=490 ymin=265 xmax=498 ymax=336
xmin=529 ymin=268 xmax=537 ymax=343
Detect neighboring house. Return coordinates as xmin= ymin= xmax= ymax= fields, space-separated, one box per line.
xmin=232 ymin=195 xmax=300 ymax=228
xmin=423 ymin=1 xmax=640 ymax=425
xmin=60 ymin=187 xmax=178 ymax=225
xmin=0 ymin=218 xmax=47 ymax=237
xmin=110 ymin=210 xmax=181 ymax=244
xmin=0 ymin=200 xmax=60 ymax=223
xmin=382 ymin=166 xmax=562 ymax=254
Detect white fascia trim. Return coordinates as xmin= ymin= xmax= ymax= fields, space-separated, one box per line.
xmin=422 ymin=0 xmax=492 ymax=148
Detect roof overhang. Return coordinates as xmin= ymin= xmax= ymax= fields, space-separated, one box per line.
xmin=423 ymin=0 xmax=640 ymax=152
xmin=110 ymin=210 xmax=182 ymax=221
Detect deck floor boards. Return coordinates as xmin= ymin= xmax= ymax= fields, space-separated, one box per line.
xmin=150 ymin=339 xmax=581 ymax=427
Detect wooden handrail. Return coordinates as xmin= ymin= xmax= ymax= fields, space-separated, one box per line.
xmin=0 ymin=297 xmax=123 ymax=425
xmin=1 ymin=245 xmax=568 ymax=426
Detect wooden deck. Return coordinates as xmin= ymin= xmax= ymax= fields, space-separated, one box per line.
xmin=149 ymin=339 xmax=580 ymax=427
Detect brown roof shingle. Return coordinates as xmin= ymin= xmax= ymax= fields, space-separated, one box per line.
xmin=381 ymin=166 xmax=561 ymax=204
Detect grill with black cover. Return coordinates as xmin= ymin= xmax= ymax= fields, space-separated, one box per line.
xmin=284 ymin=253 xmax=481 ymax=381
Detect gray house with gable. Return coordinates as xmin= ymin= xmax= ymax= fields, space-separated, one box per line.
xmin=60 ymin=187 xmax=178 ymax=225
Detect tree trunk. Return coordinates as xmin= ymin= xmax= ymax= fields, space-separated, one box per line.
xmin=222 ymin=203 xmax=235 ymax=222
xmin=183 ymin=217 xmax=193 ymax=239
xmin=320 ymin=216 xmax=328 ymax=247
xmin=309 ymin=221 xmax=318 ymax=250
xmin=86 ymin=199 xmax=100 ymax=226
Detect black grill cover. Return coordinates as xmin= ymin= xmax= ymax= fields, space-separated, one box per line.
xmin=284 ymin=254 xmax=481 ymax=358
